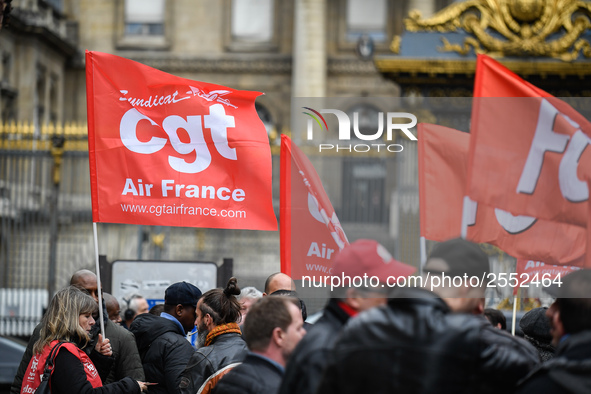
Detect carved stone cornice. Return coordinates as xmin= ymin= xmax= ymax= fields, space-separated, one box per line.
xmin=126 ymin=56 xmax=293 ymax=74
xmin=122 ymin=56 xmax=380 ymax=76
xmin=404 ymin=0 xmax=591 ymax=61
xmin=327 ymin=58 xmax=380 ymax=75
xmin=8 ymin=8 xmax=78 ymax=57
xmin=375 ymin=57 xmax=591 ymax=79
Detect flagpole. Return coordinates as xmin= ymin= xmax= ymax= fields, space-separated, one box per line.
xmin=420 ymin=236 xmax=427 ymax=275
xmin=511 ymin=293 xmax=518 ymax=336
xmin=461 ymin=196 xmax=469 ymax=239
xmin=93 ymin=222 xmax=105 ymax=338
xmin=588 ymin=180 xmax=591 ymax=268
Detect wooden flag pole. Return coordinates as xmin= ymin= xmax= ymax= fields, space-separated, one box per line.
xmin=420 ymin=236 xmax=427 ymax=276
xmin=511 ymin=291 xmax=518 ymax=336
xmin=93 ymin=222 xmax=105 ymax=338
xmin=461 ymin=196 xmax=470 ymax=240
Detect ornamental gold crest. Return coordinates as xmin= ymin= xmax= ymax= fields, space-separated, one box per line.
xmin=404 ymin=0 xmax=591 ymax=61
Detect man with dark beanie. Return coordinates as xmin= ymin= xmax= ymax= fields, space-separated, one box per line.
xmin=517 ymin=269 xmax=591 ymax=394
xmin=519 ymin=307 xmax=555 ymax=362
xmin=317 ymin=238 xmax=539 ymax=394
xmin=131 ymin=281 xmax=202 ymax=394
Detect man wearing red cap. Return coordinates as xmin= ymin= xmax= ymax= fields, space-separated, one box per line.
xmin=317 ymin=238 xmax=539 ymax=394
xmin=279 ymin=239 xmax=416 ymax=394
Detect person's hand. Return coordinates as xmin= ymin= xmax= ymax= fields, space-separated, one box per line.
xmin=95 ymin=333 xmax=112 ymax=356
xmin=137 ymin=381 xmax=150 ymax=392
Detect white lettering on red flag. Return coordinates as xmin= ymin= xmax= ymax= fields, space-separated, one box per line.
xmin=86 ymin=51 xmax=276 ymax=230
xmin=418 ymin=123 xmax=585 ymax=265
xmin=280 ymin=135 xmax=348 ymax=279
xmin=467 ymin=54 xmax=591 ymax=229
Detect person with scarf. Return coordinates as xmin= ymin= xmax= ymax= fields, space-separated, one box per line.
xmin=20 ymin=286 xmax=147 ymax=394
xmin=179 ymin=277 xmax=248 ymax=394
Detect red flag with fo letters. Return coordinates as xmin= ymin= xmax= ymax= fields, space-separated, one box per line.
xmin=467 ymin=54 xmax=591 ymax=229
xmin=280 ymin=135 xmax=349 ymax=279
xmin=86 ymin=51 xmax=276 ymax=230
xmin=418 ymin=123 xmax=585 ymax=265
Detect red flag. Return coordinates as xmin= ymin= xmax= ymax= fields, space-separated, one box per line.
xmin=418 ymin=123 xmax=465 ymax=241
xmin=86 ymin=51 xmax=276 ymax=230
xmin=280 ymin=135 xmax=348 ymax=279
xmin=418 ymin=123 xmax=585 ymax=265
xmin=513 ymin=259 xmax=581 ymax=295
xmin=467 ymin=54 xmax=591 ymax=230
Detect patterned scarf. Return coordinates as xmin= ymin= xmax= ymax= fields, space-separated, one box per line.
xmin=204 ymin=322 xmax=241 ymax=347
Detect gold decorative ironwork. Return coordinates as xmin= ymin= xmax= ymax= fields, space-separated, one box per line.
xmin=0 ymin=121 xmax=88 ymax=151
xmin=404 ymin=0 xmax=591 ymax=61
xmin=390 ymin=35 xmax=401 ymax=54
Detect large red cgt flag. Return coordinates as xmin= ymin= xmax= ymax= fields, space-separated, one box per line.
xmin=467 ymin=54 xmax=591 ymax=229
xmin=280 ymin=135 xmax=348 ymax=279
xmin=86 ymin=51 xmax=276 ymax=230
xmin=418 ymin=123 xmax=585 ymax=265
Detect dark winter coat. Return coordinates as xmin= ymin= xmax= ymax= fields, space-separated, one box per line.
xmin=179 ymin=332 xmax=248 ymax=394
xmin=49 ymin=345 xmax=141 ymax=394
xmin=516 ymin=330 xmax=591 ymax=394
xmin=130 ymin=313 xmax=195 ymax=394
xmin=212 ymin=353 xmax=283 ymax=394
xmin=317 ymin=287 xmax=540 ymax=394
xmin=11 ymin=315 xmax=144 ymax=394
xmin=278 ymin=298 xmax=350 ymax=394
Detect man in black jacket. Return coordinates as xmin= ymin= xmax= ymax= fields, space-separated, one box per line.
xmin=279 ymin=239 xmax=416 ymax=394
xmin=131 ymin=281 xmax=201 ymax=394
xmin=317 ymin=238 xmax=540 ymax=394
xmin=213 ymin=296 xmax=306 ymax=394
xmin=516 ymin=269 xmax=591 ymax=394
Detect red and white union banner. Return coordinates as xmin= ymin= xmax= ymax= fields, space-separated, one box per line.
xmin=86 ymin=51 xmax=277 ymax=230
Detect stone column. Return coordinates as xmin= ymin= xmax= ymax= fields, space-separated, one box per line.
xmin=291 ymin=0 xmax=326 ymax=98
xmin=291 ymin=0 xmax=326 ymax=143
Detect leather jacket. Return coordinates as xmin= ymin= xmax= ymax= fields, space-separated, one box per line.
xmin=179 ymin=332 xmax=248 ymax=394
xmin=279 ymin=298 xmax=350 ymax=394
xmin=317 ymin=287 xmax=540 ymax=394
xmin=516 ymin=330 xmax=591 ymax=393
xmin=212 ymin=353 xmax=283 ymax=394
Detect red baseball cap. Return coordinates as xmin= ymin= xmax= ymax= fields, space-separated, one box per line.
xmin=332 ymin=239 xmax=416 ymax=282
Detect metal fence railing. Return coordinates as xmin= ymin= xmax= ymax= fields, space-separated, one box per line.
xmin=0 ymin=288 xmax=47 ymax=336
xmin=0 ymin=120 xmax=429 ymax=330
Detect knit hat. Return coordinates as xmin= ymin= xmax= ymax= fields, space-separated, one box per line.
xmin=519 ymin=307 xmax=552 ymax=343
xmin=165 ymin=282 xmax=202 ymax=306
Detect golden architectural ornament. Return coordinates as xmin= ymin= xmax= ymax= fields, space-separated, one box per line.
xmin=390 ymin=35 xmax=401 ymax=54
xmin=404 ymin=0 xmax=591 ymax=61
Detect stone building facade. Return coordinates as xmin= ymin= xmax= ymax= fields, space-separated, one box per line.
xmin=0 ymin=0 xmax=452 ymax=307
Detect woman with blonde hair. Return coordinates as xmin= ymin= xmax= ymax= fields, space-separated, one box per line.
xmin=20 ymin=286 xmax=147 ymax=394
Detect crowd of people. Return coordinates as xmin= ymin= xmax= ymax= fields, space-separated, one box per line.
xmin=10 ymin=238 xmax=591 ymax=394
